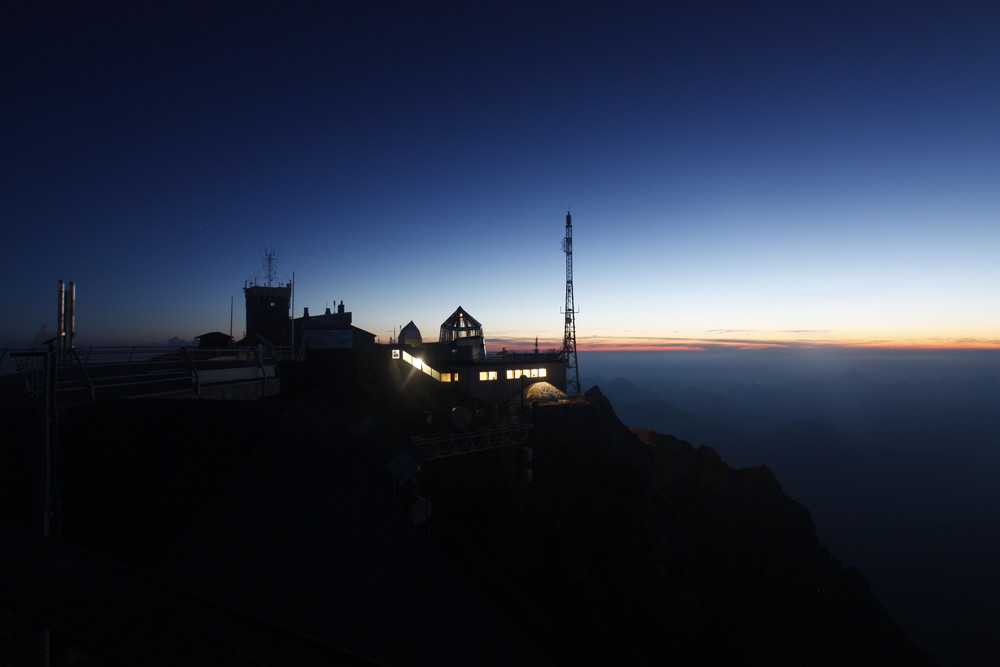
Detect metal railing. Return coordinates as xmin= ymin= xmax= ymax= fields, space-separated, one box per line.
xmin=412 ymin=423 xmax=533 ymax=460
xmin=2 ymin=345 xmax=283 ymax=405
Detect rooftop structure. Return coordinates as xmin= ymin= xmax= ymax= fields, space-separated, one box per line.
xmin=390 ymin=306 xmax=566 ymax=407
xmin=243 ymin=250 xmax=293 ymax=345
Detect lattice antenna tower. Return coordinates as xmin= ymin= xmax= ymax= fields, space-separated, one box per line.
xmin=251 ymin=248 xmax=290 ymax=287
xmin=263 ymin=248 xmax=278 ymax=287
xmin=562 ymin=211 xmax=580 ymax=395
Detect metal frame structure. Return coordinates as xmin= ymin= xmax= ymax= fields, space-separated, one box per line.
xmin=561 ymin=212 xmax=580 ymax=395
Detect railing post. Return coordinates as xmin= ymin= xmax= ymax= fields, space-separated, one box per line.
xmin=43 ymin=341 xmax=56 ymax=539
xmin=182 ymin=347 xmax=200 ymax=396
xmin=255 ymin=345 xmax=268 ymax=397
xmin=72 ymin=348 xmax=96 ymax=403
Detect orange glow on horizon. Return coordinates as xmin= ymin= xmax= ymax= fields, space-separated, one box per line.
xmin=487 ymin=335 xmax=1000 ymax=353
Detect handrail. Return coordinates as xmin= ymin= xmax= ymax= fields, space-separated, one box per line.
xmin=182 ymin=347 xmax=200 ymax=396
xmin=2 ymin=345 xmax=281 ymax=404
xmin=71 ymin=348 xmax=96 ymax=402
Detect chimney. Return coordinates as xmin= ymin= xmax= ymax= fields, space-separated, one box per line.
xmin=303 ymin=307 xmax=310 ymax=319
xmin=338 ymin=301 xmax=345 ymax=314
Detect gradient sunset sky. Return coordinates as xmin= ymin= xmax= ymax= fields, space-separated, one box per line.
xmin=4 ymin=1 xmax=999 ymax=350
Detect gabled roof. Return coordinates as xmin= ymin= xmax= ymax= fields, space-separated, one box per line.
xmin=439 ymin=306 xmax=483 ymax=343
xmin=195 ymin=331 xmax=233 ymax=341
xmin=441 ymin=306 xmax=481 ymax=330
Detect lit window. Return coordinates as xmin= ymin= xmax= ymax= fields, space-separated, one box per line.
xmin=441 ymin=373 xmax=452 ymax=383
xmin=531 ymin=368 xmax=539 ymax=378
xmin=479 ymin=371 xmax=488 ymax=381
xmin=539 ymin=368 xmax=547 ymax=377
xmin=453 ymin=373 xmax=459 ymax=382
xmin=489 ymin=371 xmax=498 ymax=380
xmin=506 ymin=370 xmax=514 ymax=380
xmin=391 ymin=349 xmax=400 ymax=359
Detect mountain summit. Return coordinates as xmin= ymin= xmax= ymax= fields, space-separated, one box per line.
xmin=429 ymin=385 xmax=938 ymax=665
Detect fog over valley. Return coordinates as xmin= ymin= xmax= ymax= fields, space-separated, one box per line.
xmin=582 ymin=349 xmax=1000 ymax=666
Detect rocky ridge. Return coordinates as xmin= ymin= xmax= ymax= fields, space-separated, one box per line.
xmin=424 ymin=385 xmax=937 ymax=665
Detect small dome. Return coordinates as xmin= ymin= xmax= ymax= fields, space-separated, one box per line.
xmin=399 ymin=320 xmax=422 ymax=346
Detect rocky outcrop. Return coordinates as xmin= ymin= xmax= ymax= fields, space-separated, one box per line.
xmin=425 ymin=386 xmax=938 ymax=665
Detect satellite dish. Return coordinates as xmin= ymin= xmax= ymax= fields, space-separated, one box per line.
xmin=450 ymin=406 xmax=473 ymax=429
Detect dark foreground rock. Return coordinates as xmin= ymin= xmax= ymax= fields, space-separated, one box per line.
xmin=424 ymin=386 xmax=938 ymax=666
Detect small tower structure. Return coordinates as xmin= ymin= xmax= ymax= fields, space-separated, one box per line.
xmin=243 ymin=249 xmax=292 ymax=345
xmin=439 ymin=306 xmax=486 ymax=360
xmin=562 ymin=212 xmax=580 ymax=395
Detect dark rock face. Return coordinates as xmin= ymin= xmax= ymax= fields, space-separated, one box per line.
xmin=426 ymin=386 xmax=938 ymax=666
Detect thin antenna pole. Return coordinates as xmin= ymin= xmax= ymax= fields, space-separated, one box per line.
xmin=264 ymin=248 xmax=277 ymax=287
xmin=56 ymin=280 xmax=65 ymax=353
xmin=67 ymin=282 xmax=76 ymax=350
xmin=229 ymin=296 xmax=234 ymax=338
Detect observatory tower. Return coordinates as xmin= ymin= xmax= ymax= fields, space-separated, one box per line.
xmin=243 ymin=249 xmax=292 ymax=345
xmin=562 ymin=212 xmax=580 ymax=395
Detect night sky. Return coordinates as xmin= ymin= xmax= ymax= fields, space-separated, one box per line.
xmin=4 ymin=1 xmax=999 ymax=350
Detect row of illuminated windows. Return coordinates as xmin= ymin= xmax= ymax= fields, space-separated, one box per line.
xmin=392 ymin=349 xmax=548 ymax=384
xmin=393 ymin=349 xmax=457 ymax=383
xmin=477 ymin=368 xmax=548 ymax=381
xmin=507 ymin=368 xmax=547 ymax=379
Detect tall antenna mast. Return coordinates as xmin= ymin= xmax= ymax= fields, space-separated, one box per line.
xmin=562 ymin=211 xmax=580 ymax=395
xmin=264 ymin=248 xmax=277 ymax=287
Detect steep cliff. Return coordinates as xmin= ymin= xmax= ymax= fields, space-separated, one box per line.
xmin=424 ymin=386 xmax=937 ymax=666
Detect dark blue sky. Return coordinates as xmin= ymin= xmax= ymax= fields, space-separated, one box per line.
xmin=4 ymin=1 xmax=999 ymax=348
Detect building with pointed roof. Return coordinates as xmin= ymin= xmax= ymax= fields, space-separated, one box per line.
xmin=390 ymin=306 xmax=568 ymax=406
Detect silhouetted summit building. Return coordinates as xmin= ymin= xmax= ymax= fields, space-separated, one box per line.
xmin=242 ymin=249 xmax=293 ymax=345
xmin=293 ymin=301 xmax=376 ymax=356
xmin=243 ymin=282 xmax=291 ymax=345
